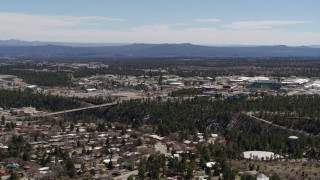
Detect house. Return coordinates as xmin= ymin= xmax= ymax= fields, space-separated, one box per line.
xmin=0 ymin=144 xmax=8 ymax=151
xmin=257 ymin=173 xmax=269 ymax=180
xmin=85 ymin=88 xmax=97 ymax=93
xmin=205 ymin=162 xmax=216 ymax=168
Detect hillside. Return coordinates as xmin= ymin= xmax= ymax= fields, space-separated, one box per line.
xmin=0 ymin=42 xmax=320 ymax=57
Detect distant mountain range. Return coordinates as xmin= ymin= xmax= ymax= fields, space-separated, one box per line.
xmin=310 ymin=45 xmax=320 ymax=48
xmin=0 ymin=39 xmax=128 ymax=47
xmin=0 ymin=39 xmax=319 ymax=58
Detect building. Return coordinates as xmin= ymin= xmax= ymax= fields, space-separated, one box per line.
xmin=85 ymin=88 xmax=97 ymax=93
xmin=227 ymin=93 xmax=249 ymax=100
xmin=162 ymin=78 xmax=178 ymax=84
xmin=304 ymin=81 xmax=320 ymax=89
xmin=257 ymin=173 xmax=269 ymax=180
xmin=169 ymin=82 xmax=184 ymax=87
xmin=281 ymin=78 xmax=309 ymax=85
xmin=246 ymin=80 xmax=281 ymax=91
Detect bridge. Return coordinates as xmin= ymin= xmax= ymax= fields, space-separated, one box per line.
xmin=39 ymin=103 xmax=116 ymax=117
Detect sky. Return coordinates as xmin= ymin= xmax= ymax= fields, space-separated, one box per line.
xmin=0 ymin=0 xmax=319 ymax=45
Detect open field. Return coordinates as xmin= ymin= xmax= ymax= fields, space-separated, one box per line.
xmin=231 ymin=159 xmax=320 ymax=179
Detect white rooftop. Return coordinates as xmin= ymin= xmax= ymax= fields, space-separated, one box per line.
xmin=288 ymin=136 xmax=299 ymax=139
xmin=243 ymin=151 xmax=281 ymax=160
xmin=206 ymin=162 xmax=216 ymax=168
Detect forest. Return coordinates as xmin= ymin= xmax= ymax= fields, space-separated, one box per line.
xmin=169 ymin=88 xmax=205 ymax=97
xmin=73 ymin=66 xmax=150 ymax=78
xmin=0 ymin=89 xmax=83 ymax=111
xmin=0 ymin=65 xmax=70 ymax=86
xmin=70 ymin=57 xmax=320 ymax=78
xmin=116 ymin=98 xmax=318 ymax=157
xmin=2 ymin=57 xmax=320 ymax=88
xmin=53 ymin=95 xmax=320 ymax=179
xmin=59 ymin=95 xmax=320 ymax=161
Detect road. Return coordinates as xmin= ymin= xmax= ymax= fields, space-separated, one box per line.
xmin=114 ymin=170 xmax=138 ymax=180
xmin=245 ymin=112 xmax=310 ymax=136
xmin=39 ymin=103 xmax=116 ymax=117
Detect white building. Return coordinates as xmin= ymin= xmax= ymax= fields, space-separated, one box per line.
xmin=305 ymin=82 xmax=320 ymax=89
xmin=257 ymin=173 xmax=269 ymax=180
xmin=243 ymin=151 xmax=281 ymax=160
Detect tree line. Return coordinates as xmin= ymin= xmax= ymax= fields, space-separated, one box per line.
xmin=0 ymin=65 xmax=70 ymax=86
xmin=0 ymin=89 xmax=83 ymax=111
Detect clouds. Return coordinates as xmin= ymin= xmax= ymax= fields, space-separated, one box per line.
xmin=0 ymin=12 xmax=122 ymax=29
xmin=224 ymin=20 xmax=309 ymax=30
xmin=193 ymin=18 xmax=221 ymax=23
xmin=0 ymin=11 xmax=318 ymax=45
xmin=123 ymin=24 xmax=320 ymax=45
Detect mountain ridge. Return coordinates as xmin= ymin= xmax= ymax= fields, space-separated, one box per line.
xmin=0 ymin=39 xmax=128 ymax=47
xmin=0 ymin=40 xmax=319 ymax=58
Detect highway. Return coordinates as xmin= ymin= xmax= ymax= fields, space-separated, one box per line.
xmin=39 ymin=103 xmax=116 ymax=117
xmin=245 ymin=112 xmax=311 ymax=136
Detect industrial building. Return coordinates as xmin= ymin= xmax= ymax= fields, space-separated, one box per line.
xmin=281 ymin=78 xmax=309 ymax=85
xmin=245 ymin=80 xmax=281 ymax=90
xmin=304 ymin=81 xmax=320 ymax=89
xmin=229 ymin=76 xmax=270 ymax=83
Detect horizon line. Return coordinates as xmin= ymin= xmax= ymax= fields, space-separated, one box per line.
xmin=0 ymin=39 xmax=319 ymax=47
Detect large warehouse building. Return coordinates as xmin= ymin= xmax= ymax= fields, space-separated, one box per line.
xmin=246 ymin=80 xmax=282 ymax=90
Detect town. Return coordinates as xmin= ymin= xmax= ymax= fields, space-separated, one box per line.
xmin=0 ymin=59 xmax=320 ymax=179
xmin=1 ymin=0 xmax=320 ymax=179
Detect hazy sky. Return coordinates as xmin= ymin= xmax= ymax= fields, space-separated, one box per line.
xmin=0 ymin=0 xmax=319 ymax=45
